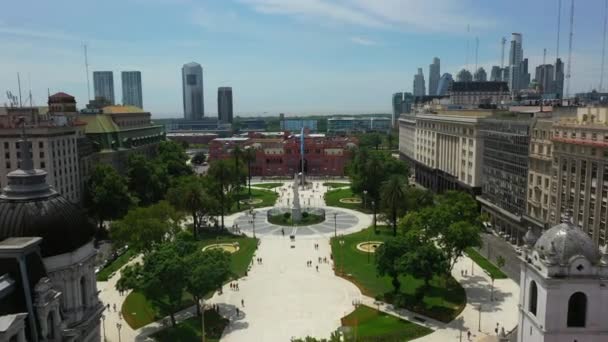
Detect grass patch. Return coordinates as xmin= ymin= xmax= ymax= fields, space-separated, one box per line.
xmin=251 ymin=183 xmax=283 ymax=189
xmin=331 ymin=227 xmax=466 ymax=323
xmin=323 ymin=182 xmax=351 ymax=189
xmin=324 ymin=188 xmax=371 ymax=213
xmin=268 ymin=212 xmax=325 ymax=226
xmin=151 ymin=309 xmax=228 ymax=342
xmin=465 ymin=247 xmax=507 ymax=279
xmin=122 ymin=233 xmax=257 ymax=329
xmin=96 ymin=249 xmax=136 ymax=281
xmin=229 ymin=188 xmax=278 ymax=214
xmin=341 ymin=305 xmax=433 ymax=341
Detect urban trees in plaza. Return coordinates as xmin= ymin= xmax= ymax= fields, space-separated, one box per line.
xmin=375 ymin=236 xmax=411 ymax=293
xmin=156 ymin=140 xmax=193 ymax=177
xmin=243 ymin=146 xmax=256 ymax=196
xmin=167 ymin=175 xmax=217 ymax=237
xmin=207 ymin=159 xmax=242 ymax=229
xmin=191 ymin=152 xmax=206 ymax=165
xmin=126 ymin=153 xmax=169 ymax=206
xmin=85 ymin=164 xmax=136 ymax=231
xmin=110 ymin=201 xmax=183 ymax=254
xmin=397 ymin=236 xmax=449 ymax=300
xmin=380 ymin=175 xmax=408 ymax=236
xmin=185 ymin=249 xmax=231 ymax=316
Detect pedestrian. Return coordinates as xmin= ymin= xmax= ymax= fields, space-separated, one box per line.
xmin=113 ymin=304 xmax=116 ymax=312
xmin=106 ymin=303 xmax=110 ymax=311
xmin=230 ymin=283 xmax=233 ymax=290
xmin=467 ymin=330 xmax=471 ymax=340
xmin=241 ymin=299 xmax=245 ymax=307
xmin=461 ymin=270 xmax=463 ymax=276
xmin=465 ymin=270 xmax=468 ymax=276
xmin=316 ymin=265 xmax=319 ymax=272
xmin=236 ymin=307 xmax=240 ymax=317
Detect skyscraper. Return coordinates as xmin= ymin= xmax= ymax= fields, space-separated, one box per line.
xmin=535 ymin=64 xmax=555 ymax=94
xmin=456 ymin=69 xmax=473 ymax=82
xmin=474 ymin=67 xmax=487 ymax=82
xmin=490 ymin=66 xmax=502 ymax=81
xmin=413 ymin=68 xmax=426 ymax=96
xmin=392 ymin=92 xmax=404 ymax=125
xmin=218 ymin=87 xmax=233 ymax=124
xmin=428 ymin=57 xmax=440 ymax=96
xmin=182 ymin=62 xmax=204 ymax=120
xmin=436 ymin=73 xmax=453 ymax=96
xmin=121 ymin=71 xmax=143 ymax=108
xmin=554 ymin=58 xmax=565 ymax=99
xmin=507 ymin=33 xmax=530 ymax=93
xmin=93 ymin=71 xmax=115 ymax=104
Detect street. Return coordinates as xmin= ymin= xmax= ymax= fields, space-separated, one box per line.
xmin=478 ymin=233 xmax=522 ymax=283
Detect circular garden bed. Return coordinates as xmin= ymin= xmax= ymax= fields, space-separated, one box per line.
xmin=339 ymin=197 xmax=362 ymax=204
xmin=356 ymin=241 xmax=383 ymax=253
xmin=268 ymin=211 xmax=325 ymax=226
xmin=202 ymin=243 xmax=240 ymax=254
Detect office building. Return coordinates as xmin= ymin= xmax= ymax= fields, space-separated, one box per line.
xmin=456 ymin=69 xmax=473 ymax=82
xmin=182 ymin=62 xmax=204 ymax=120
xmin=436 ymin=73 xmax=453 ymax=96
xmin=525 ymin=117 xmax=555 ymax=230
xmin=392 ymin=92 xmax=414 ymax=126
xmin=217 ymin=87 xmax=233 ymax=124
xmin=327 ymin=117 xmax=391 ymax=134
xmin=428 ymin=57 xmax=441 ymax=96
xmin=490 ymin=66 xmax=502 ymax=81
xmin=550 ymin=107 xmax=608 ymax=246
xmin=281 ymin=119 xmax=318 ymax=132
xmin=508 ymin=33 xmax=531 ymax=94
xmin=473 ymin=67 xmax=487 ymax=82
xmin=93 ymin=71 xmax=115 ymax=104
xmin=477 ymin=116 xmax=531 ymax=245
xmin=413 ymin=110 xmax=490 ymax=194
xmin=413 ymin=68 xmax=426 ymax=96
xmin=535 ymin=64 xmax=555 ymax=94
xmin=449 ymin=82 xmax=509 ymax=106
xmin=398 ymin=114 xmax=417 ymax=167
xmin=121 ymin=71 xmax=143 ymax=108
xmin=554 ymin=58 xmax=565 ymax=99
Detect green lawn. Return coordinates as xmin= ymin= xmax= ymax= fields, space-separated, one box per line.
xmin=250 ymin=182 xmax=283 ymax=189
xmin=122 ymin=234 xmax=257 ymax=329
xmin=341 ymin=305 xmax=433 ymax=341
xmin=323 ymin=182 xmax=351 ymax=189
xmin=151 ymin=309 xmax=229 ymax=342
xmin=324 ymin=188 xmax=371 ymax=213
xmin=331 ymin=227 xmax=466 ymax=323
xmin=229 ymin=188 xmax=278 ymax=214
xmin=268 ymin=212 xmax=324 ymax=226
xmin=465 ymin=247 xmax=507 ymax=279
xmin=96 ymin=249 xmax=136 ymax=281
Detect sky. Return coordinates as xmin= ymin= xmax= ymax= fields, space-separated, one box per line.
xmin=0 ymin=0 xmax=607 ymax=118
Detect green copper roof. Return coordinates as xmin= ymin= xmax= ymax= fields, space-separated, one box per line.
xmin=79 ymin=115 xmax=120 ymax=134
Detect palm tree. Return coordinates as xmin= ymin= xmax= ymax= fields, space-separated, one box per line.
xmin=380 ymin=175 xmax=408 ymax=236
xmin=231 ymin=146 xmax=244 ymax=210
xmin=243 ymin=146 xmax=256 ymax=197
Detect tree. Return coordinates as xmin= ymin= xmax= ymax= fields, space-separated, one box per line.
xmin=185 ymin=249 xmax=231 ymax=316
xmin=206 ymin=159 xmax=240 ymax=229
xmin=85 ymin=164 xmax=136 ymax=231
xmin=110 ymin=201 xmax=183 ymax=254
xmin=191 ymin=152 xmax=206 ymax=165
xmin=231 ymin=146 xmax=245 ymax=210
xmin=375 ymin=237 xmax=410 ymax=293
xmin=397 ymin=238 xmax=449 ymax=300
xmin=490 ymin=256 xmax=506 ymax=301
xmin=243 ymin=147 xmax=256 ymax=196
xmin=359 ymin=133 xmax=382 ymax=150
xmin=167 ymin=176 xmax=216 ymax=237
xmin=440 ymin=221 xmax=482 ymax=271
xmin=380 ymin=175 xmax=408 ymax=236
xmin=157 ymin=140 xmax=192 ymax=177
xmin=127 ymin=154 xmax=168 ymax=205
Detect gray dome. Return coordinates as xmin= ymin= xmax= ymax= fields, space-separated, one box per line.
xmin=534 ymin=222 xmax=600 ymax=265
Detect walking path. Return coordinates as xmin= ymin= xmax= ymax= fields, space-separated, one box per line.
xmin=96 ymin=180 xmax=520 ymax=342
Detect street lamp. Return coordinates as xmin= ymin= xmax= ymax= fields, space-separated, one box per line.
xmin=249 ymin=207 xmax=257 ymax=238
xmin=372 ymin=200 xmax=377 ymax=232
xmin=200 ymin=299 xmax=206 ymax=342
xmin=101 ymin=314 xmax=106 ymax=342
xmin=478 ymin=304 xmax=482 ymax=332
xmin=116 ymin=323 xmax=122 ymax=342
xmin=333 ymin=212 xmax=338 ymax=237
xmin=339 ymin=239 xmax=345 ymax=275
xmin=363 ymin=190 xmax=368 ymax=209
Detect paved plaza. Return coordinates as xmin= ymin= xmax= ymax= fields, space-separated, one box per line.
xmin=97 ymin=180 xmax=520 ymax=342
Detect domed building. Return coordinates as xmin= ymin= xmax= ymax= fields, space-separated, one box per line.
xmin=0 ymin=132 xmax=102 ymax=341
xmin=517 ymin=221 xmax=608 ymax=342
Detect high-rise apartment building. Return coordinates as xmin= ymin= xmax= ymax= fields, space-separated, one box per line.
xmin=413 ymin=68 xmax=426 ymax=96
xmin=93 ymin=71 xmax=115 ymax=104
xmin=182 ymin=62 xmax=204 ymax=120
xmin=428 ymin=57 xmax=441 ymax=96
xmin=473 ymin=67 xmax=487 ymax=82
xmin=121 ymin=71 xmax=143 ymax=108
xmin=217 ymin=87 xmax=233 ymax=124
xmin=436 ymin=73 xmax=453 ymax=96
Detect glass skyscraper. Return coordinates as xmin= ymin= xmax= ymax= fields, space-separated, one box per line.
xmin=217 ymin=87 xmax=233 ymax=124
xmin=93 ymin=71 xmax=115 ymax=104
xmin=121 ymin=71 xmax=143 ymax=108
xmin=182 ymin=62 xmax=204 ymax=120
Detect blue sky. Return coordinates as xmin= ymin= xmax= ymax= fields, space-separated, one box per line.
xmin=0 ymin=0 xmax=607 ymax=117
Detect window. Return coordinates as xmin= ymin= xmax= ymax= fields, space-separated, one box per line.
xmin=80 ymin=276 xmax=87 ymax=307
xmin=567 ymin=292 xmax=587 ymax=327
xmin=528 ymin=281 xmax=538 ymax=316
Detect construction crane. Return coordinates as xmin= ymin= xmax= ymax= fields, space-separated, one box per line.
xmin=84 ymin=44 xmax=91 ymax=101
xmin=565 ymin=0 xmax=574 ymax=98
xmin=475 ymin=37 xmax=479 ymax=73
xmin=500 ymin=37 xmax=506 ymax=69
xmin=557 ymin=0 xmax=562 ymax=59
xmin=600 ymin=0 xmax=608 ymax=91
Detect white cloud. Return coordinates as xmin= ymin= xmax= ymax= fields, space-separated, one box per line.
xmin=240 ymin=0 xmax=493 ymax=33
xmin=350 ymin=36 xmax=378 ymax=46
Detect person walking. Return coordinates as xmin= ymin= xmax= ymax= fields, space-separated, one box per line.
xmin=241 ymin=299 xmax=245 ymax=307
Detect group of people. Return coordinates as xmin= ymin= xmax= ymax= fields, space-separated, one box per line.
xmin=229 ymin=282 xmax=240 ymax=291
xmin=256 ymin=257 xmax=263 ymax=264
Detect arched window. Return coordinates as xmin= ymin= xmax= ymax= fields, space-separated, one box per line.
xmin=528 ymin=281 xmax=538 ymax=316
xmin=46 ymin=312 xmax=54 ymax=339
xmin=80 ymin=276 xmax=87 ymax=307
xmin=567 ymin=292 xmax=587 ymax=327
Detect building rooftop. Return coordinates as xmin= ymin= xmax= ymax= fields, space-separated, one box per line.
xmin=102 ymin=105 xmax=146 ymax=114
xmin=451 ymin=81 xmax=509 ymax=92
xmin=78 ymin=114 xmax=120 ymax=134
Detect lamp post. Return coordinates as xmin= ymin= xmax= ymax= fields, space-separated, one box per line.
xmin=200 ymin=299 xmax=206 ymax=342
xmin=339 ymin=239 xmax=345 ymax=275
xmin=363 ymin=190 xmax=368 ymax=209
xmin=101 ymin=314 xmax=106 ymax=342
xmin=333 ymin=212 xmax=338 ymax=237
xmin=372 ymin=200 xmax=377 ymax=232
xmin=478 ymin=304 xmax=482 ymax=332
xmin=116 ymin=323 xmax=122 ymax=342
xmin=249 ymin=207 xmax=257 ymax=238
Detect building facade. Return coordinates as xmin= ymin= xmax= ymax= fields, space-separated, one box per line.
xmin=413 ymin=111 xmax=487 ymax=194
xmin=449 ymin=81 xmax=510 ymax=107
xmin=182 ymin=62 xmax=204 ymax=121
xmin=428 ymin=57 xmax=440 ymax=96
xmin=477 ymin=116 xmax=531 ymax=245
xmin=525 ymin=117 xmax=555 ymax=230
xmin=217 ymin=87 xmax=233 ymax=124
xmin=327 ymin=117 xmax=391 ymax=134
xmin=398 ymin=114 xmax=416 ymax=168
xmin=121 ymin=71 xmax=143 ymax=108
xmin=281 ymin=119 xmax=318 ymax=132
xmin=413 ymin=68 xmax=426 ymax=96
xmin=93 ymin=71 xmax=115 ymax=104
xmin=550 ymin=107 xmax=608 ymax=246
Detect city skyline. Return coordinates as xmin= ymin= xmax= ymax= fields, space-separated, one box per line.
xmin=1 ymin=0 xmax=608 ymax=116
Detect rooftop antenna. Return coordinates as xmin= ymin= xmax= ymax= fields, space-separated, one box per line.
xmin=600 ymin=0 xmax=608 ymax=91
xmin=17 ymin=73 xmax=22 ymax=107
xmin=475 ymin=37 xmax=479 ymax=73
xmin=565 ymin=0 xmax=574 ymax=98
xmin=500 ymin=37 xmax=506 ymax=66
xmin=543 ymin=48 xmax=547 ymax=65
xmin=84 ymin=44 xmax=91 ymax=101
